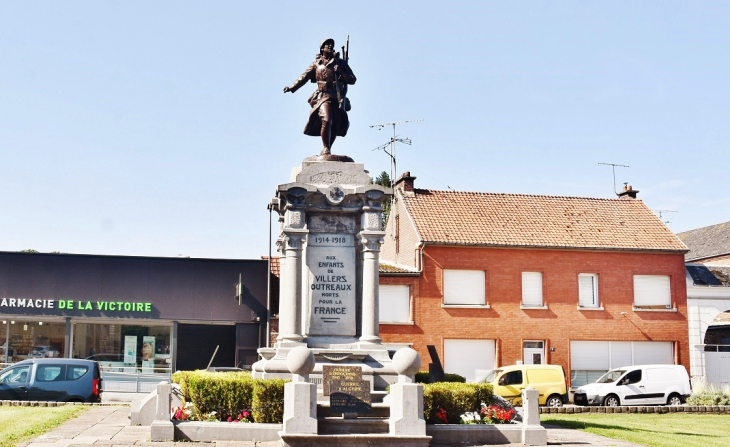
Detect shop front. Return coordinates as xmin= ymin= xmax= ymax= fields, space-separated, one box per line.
xmin=0 ymin=252 xmax=269 ymax=392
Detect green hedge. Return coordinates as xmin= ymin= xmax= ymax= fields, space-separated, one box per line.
xmin=422 ymin=382 xmax=494 ymax=424
xmin=415 ymin=371 xmax=466 ymax=383
xmin=171 ymin=370 xmax=286 ymax=423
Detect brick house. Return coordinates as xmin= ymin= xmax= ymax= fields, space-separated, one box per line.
xmin=677 ymin=221 xmax=730 ymax=385
xmin=377 ymin=174 xmax=690 ymax=388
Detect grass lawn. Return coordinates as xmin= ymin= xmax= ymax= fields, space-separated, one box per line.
xmin=0 ymin=405 xmax=89 ymax=447
xmin=541 ymin=412 xmax=730 ymax=447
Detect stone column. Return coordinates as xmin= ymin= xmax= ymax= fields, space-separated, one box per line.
xmin=278 ymin=231 xmax=306 ymax=343
xmin=359 ymin=231 xmax=384 ymax=344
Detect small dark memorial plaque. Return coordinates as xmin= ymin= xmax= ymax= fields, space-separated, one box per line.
xmin=329 ymin=379 xmax=371 ymax=413
xmin=323 ymin=365 xmax=371 ymax=413
xmin=323 ymin=365 xmax=362 ymax=396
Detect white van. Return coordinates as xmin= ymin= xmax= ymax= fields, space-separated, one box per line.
xmin=573 ymin=364 xmax=690 ymax=407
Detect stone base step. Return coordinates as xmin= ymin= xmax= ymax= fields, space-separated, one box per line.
xmin=317 ymin=390 xmax=388 ymax=403
xmin=317 ymin=402 xmax=390 ymax=418
xmin=317 ymin=417 xmax=389 ymax=435
xmin=281 ymin=433 xmax=431 ymax=447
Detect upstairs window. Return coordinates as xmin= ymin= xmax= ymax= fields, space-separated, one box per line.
xmin=521 ymin=272 xmax=543 ymax=307
xmin=443 ymin=270 xmax=485 ymax=305
xmin=633 ymin=275 xmax=671 ymax=308
xmin=578 ymin=273 xmax=599 ymax=308
xmin=379 ymin=285 xmax=411 ymax=324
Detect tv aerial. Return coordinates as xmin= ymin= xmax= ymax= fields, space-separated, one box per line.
xmin=371 ymin=119 xmax=423 ymax=186
xmin=598 ymin=162 xmax=630 ymax=196
xmin=654 ymin=209 xmax=678 ymax=228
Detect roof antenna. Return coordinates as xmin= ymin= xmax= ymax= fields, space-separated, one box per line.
xmin=598 ymin=163 xmax=630 ymax=196
xmin=371 ymin=119 xmax=423 ymax=185
xmin=654 ymin=209 xmax=677 ymax=228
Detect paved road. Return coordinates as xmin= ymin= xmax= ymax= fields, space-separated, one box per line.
xmin=20 ymin=405 xmax=645 ymax=447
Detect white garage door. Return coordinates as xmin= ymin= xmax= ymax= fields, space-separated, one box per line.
xmin=570 ymin=341 xmax=674 ymax=386
xmin=443 ymin=339 xmax=496 ymax=383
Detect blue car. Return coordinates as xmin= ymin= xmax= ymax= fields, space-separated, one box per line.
xmin=0 ymin=358 xmax=102 ymax=402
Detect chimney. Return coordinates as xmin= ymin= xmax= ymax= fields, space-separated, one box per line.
xmin=618 ymin=184 xmax=639 ymax=199
xmin=394 ymin=171 xmax=416 ymax=192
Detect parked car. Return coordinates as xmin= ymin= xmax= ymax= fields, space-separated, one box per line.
xmin=480 ymin=363 xmax=568 ymax=407
xmin=573 ymin=364 xmax=691 ymax=407
xmin=0 ymin=358 xmax=102 ymax=402
xmin=29 ymin=346 xmax=60 ymax=358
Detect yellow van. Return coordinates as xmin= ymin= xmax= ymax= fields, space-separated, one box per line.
xmin=481 ymin=364 xmax=568 ymax=407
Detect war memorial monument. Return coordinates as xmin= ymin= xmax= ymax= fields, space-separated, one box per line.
xmin=145 ymin=37 xmax=545 ymax=447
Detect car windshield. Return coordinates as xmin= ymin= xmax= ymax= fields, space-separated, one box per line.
xmin=596 ymin=370 xmax=626 ymax=383
xmin=481 ymin=369 xmax=502 ymax=383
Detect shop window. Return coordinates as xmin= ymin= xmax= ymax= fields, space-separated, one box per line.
xmin=73 ymin=323 xmax=171 ymax=373
xmin=4 ymin=321 xmax=66 ymax=363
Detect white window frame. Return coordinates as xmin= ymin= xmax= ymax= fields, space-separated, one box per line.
xmin=521 ymin=272 xmax=546 ymax=309
xmin=578 ymin=273 xmax=602 ymax=310
xmin=378 ymin=285 xmax=412 ymax=324
xmin=633 ymin=275 xmax=673 ymax=310
xmin=442 ymin=270 xmax=488 ymax=308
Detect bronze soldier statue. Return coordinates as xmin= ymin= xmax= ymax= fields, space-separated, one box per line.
xmin=283 ymin=38 xmax=356 ymax=156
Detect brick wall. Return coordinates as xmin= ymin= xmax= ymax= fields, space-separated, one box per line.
xmin=381 ymin=190 xmax=421 ymax=269
xmin=380 ymin=245 xmax=689 ymax=385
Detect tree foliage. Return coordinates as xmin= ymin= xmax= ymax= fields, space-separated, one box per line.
xmin=373 ymin=171 xmax=392 ymax=227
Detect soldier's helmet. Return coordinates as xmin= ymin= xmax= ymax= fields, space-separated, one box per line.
xmin=320 ymin=38 xmax=335 ymax=53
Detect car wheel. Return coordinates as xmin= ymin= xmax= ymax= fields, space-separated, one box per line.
xmin=667 ymin=393 xmax=683 ymax=406
xmin=604 ymin=394 xmax=620 ymax=407
xmin=546 ymin=394 xmax=564 ymax=407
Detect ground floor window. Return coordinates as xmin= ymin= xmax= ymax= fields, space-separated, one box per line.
xmin=1 ymin=319 xmax=67 ymax=364
xmin=570 ymin=340 xmax=674 ymax=387
xmin=443 ymin=339 xmax=496 ymax=383
xmin=72 ymin=322 xmax=172 ymax=373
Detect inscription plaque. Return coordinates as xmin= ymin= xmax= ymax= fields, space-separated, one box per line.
xmin=330 ymin=381 xmax=372 ymax=414
xmin=324 ymin=365 xmax=371 ymax=413
xmin=323 ymin=365 xmax=362 ymax=396
xmin=306 ymin=233 xmax=356 ymax=336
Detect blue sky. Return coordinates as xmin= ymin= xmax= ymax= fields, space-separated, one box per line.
xmin=1 ymin=2 xmax=728 ymax=259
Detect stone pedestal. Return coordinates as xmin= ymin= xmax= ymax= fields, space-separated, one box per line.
xmin=282 ymin=347 xmax=318 ymax=435
xmin=389 ymin=348 xmax=426 ymax=436
xmin=521 ymin=387 xmax=547 ymax=446
xmin=253 ymin=158 xmax=395 ymax=394
xmin=150 ymin=382 xmax=174 ymax=442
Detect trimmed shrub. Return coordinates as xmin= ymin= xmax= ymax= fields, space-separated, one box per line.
xmin=171 ymin=370 xmax=286 ymax=423
xmin=415 ymin=371 xmax=467 ymax=384
xmin=422 ymin=382 xmax=494 ymax=424
xmin=252 ymin=378 xmax=287 ymax=423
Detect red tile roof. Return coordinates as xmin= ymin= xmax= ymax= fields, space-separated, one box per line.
xmin=379 ymin=262 xmax=419 ymax=275
xmin=400 ymin=189 xmax=687 ymax=252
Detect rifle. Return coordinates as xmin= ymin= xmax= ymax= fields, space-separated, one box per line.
xmin=339 ymin=35 xmax=350 ymax=111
